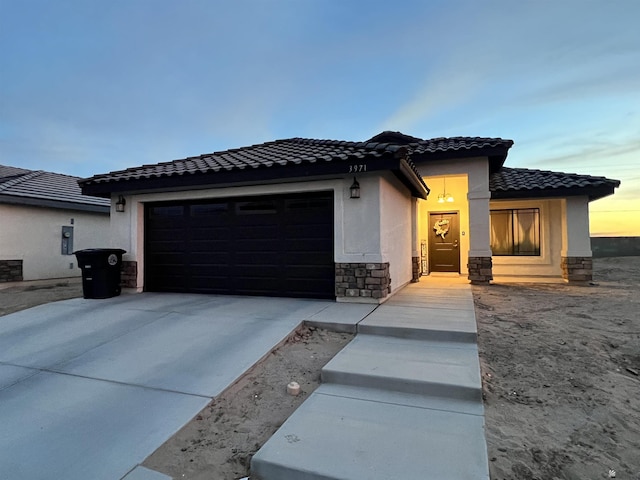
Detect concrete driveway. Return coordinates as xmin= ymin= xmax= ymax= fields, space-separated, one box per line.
xmin=0 ymin=293 xmax=358 ymax=480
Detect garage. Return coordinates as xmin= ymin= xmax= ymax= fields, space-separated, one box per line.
xmin=144 ymin=191 xmax=334 ymax=298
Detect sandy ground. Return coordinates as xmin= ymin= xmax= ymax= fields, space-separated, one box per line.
xmin=1 ymin=258 xmax=638 ymax=479
xmin=475 ymin=257 xmax=640 ymax=480
xmin=0 ymin=277 xmax=83 ymax=317
xmin=144 ymin=325 xmax=353 ymax=479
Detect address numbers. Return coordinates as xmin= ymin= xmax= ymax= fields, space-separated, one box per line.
xmin=348 ymin=164 xmax=367 ymax=173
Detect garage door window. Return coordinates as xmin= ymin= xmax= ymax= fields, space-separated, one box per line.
xmin=191 ymin=203 xmax=228 ymax=217
xmin=236 ymin=200 xmax=277 ymax=215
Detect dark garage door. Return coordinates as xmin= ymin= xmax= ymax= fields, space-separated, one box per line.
xmin=144 ymin=191 xmax=334 ymax=298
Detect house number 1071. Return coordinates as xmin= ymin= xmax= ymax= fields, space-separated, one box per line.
xmin=349 ymin=164 xmax=367 ymax=173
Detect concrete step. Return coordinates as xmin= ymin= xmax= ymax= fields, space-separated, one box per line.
xmin=303 ymin=303 xmax=377 ymax=333
xmin=357 ymin=304 xmax=478 ymax=342
xmin=315 ymin=383 xmax=485 ymax=416
xmin=251 ymin=391 xmax=489 ymax=480
xmin=321 ymin=334 xmax=482 ymax=401
xmin=385 ymin=286 xmax=475 ymax=309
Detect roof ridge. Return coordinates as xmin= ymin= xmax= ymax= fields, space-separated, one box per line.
xmin=0 ymin=170 xmax=44 ymax=192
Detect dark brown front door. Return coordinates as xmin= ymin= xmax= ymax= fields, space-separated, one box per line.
xmin=428 ymin=212 xmax=460 ymax=273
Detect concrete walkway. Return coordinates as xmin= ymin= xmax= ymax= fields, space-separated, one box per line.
xmin=252 ymin=277 xmax=489 ymax=480
xmin=0 ymin=293 xmax=376 ymax=480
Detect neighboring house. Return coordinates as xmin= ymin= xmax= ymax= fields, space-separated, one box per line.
xmin=0 ymin=165 xmax=110 ymax=282
xmin=79 ymin=131 xmax=619 ymax=303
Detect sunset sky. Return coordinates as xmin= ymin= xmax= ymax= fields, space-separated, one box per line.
xmin=1 ymin=0 xmax=638 ymax=236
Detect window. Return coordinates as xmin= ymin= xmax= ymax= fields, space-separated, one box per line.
xmin=490 ymin=208 xmax=540 ymax=256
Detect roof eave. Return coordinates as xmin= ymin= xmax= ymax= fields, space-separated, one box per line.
xmin=396 ymin=158 xmax=429 ymax=199
xmin=410 ymin=145 xmax=512 ymax=173
xmin=80 ymin=151 xmax=431 ymax=199
xmin=491 ymin=185 xmax=618 ymax=202
xmin=0 ymin=194 xmax=110 ymax=213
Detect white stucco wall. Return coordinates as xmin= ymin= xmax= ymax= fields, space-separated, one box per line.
xmin=110 ymin=173 xmax=414 ymax=296
xmin=0 ymin=204 xmax=110 ymax=281
xmin=561 ymin=196 xmax=592 ymax=257
xmin=379 ymin=173 xmax=413 ymax=293
xmin=110 ymin=178 xmax=360 ymax=291
xmin=491 ymin=199 xmax=564 ymax=278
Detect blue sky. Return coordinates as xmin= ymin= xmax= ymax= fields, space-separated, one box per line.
xmin=1 ymin=0 xmax=638 ymax=234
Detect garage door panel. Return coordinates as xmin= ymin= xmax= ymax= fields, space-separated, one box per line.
xmin=189 ymin=241 xmax=230 ymax=254
xmin=145 ymin=192 xmax=334 ymax=298
xmin=284 ymin=278 xmax=334 ymax=296
xmin=190 ymin=227 xmax=232 ymax=241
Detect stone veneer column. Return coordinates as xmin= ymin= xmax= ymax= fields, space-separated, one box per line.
xmin=335 ymin=262 xmax=390 ymax=300
xmin=561 ymin=256 xmax=592 ymax=283
xmin=120 ymin=260 xmax=138 ymax=289
xmin=467 ymin=257 xmax=492 ymax=285
xmin=411 ymin=256 xmax=421 ymax=283
xmin=0 ymin=260 xmax=23 ymax=282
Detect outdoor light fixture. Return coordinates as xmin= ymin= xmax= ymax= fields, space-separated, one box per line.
xmin=350 ymin=177 xmax=360 ymax=199
xmin=437 ymin=177 xmax=454 ymax=203
xmin=115 ymin=195 xmax=126 ymax=213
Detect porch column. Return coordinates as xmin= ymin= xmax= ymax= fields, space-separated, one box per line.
xmin=467 ymin=190 xmax=493 ymax=284
xmin=561 ymin=196 xmax=592 ymax=283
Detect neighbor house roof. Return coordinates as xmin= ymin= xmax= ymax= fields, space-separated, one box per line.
xmin=0 ymin=165 xmax=110 ymax=212
xmin=490 ymin=167 xmax=620 ymax=201
xmin=79 ymin=132 xmax=515 ymax=198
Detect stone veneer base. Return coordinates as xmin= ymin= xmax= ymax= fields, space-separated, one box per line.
xmin=411 ymin=257 xmax=420 ymax=283
xmin=0 ymin=259 xmax=23 ymax=283
xmin=335 ymin=263 xmax=390 ymax=300
xmin=468 ymin=256 xmax=492 ymax=285
xmin=561 ymin=256 xmax=592 ymax=283
xmin=121 ymin=260 xmax=138 ymax=289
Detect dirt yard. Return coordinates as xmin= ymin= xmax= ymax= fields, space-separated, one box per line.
xmin=475 ymin=257 xmax=640 ymax=480
xmin=1 ymin=258 xmax=638 ymax=479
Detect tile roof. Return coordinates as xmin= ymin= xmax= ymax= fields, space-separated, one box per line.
xmin=79 ymin=132 xmax=513 ymax=198
xmin=367 ymin=130 xmax=514 ymax=154
xmin=80 ymin=138 xmax=408 ymax=186
xmin=0 ymin=165 xmax=110 ymax=212
xmin=490 ymin=167 xmax=620 ymax=201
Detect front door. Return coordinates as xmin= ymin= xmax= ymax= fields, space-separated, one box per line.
xmin=428 ymin=212 xmax=460 ymax=273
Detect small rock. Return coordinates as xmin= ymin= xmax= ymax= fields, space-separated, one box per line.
xmin=287 ymin=381 xmax=301 ymax=396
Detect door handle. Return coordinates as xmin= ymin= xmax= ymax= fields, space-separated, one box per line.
xmin=453 ymin=240 xmax=459 ymax=249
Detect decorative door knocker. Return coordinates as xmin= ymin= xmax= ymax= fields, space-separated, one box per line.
xmin=433 ymin=219 xmax=450 ymax=239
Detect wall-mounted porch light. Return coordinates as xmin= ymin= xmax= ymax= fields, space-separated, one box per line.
xmin=350 ymin=177 xmax=360 ymax=199
xmin=115 ymin=195 xmax=126 ymax=213
xmin=437 ymin=177 xmax=454 ymax=203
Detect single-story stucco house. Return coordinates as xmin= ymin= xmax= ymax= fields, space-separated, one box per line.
xmin=0 ymin=165 xmax=110 ymax=282
xmin=78 ymin=131 xmax=619 ymax=303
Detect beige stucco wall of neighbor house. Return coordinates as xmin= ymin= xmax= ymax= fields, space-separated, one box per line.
xmin=379 ymin=173 xmax=413 ymax=293
xmin=490 ymin=198 xmax=564 ymax=278
xmin=0 ymin=203 xmax=110 ymax=281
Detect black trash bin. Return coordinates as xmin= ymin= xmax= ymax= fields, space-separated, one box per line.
xmin=74 ymin=249 xmax=127 ymax=299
